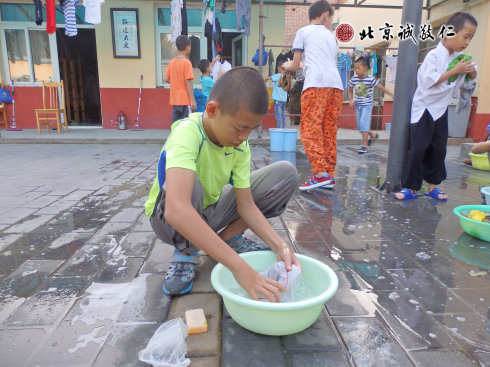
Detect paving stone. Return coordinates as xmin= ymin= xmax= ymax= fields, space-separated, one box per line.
xmin=33 ymin=232 xmax=92 ymax=260
xmin=29 ymin=318 xmax=112 ymax=366
xmin=140 ymin=241 xmax=174 ymax=273
xmin=282 ymin=311 xmax=342 ymax=352
xmin=190 ymin=356 xmax=221 ymax=367
xmin=0 ymin=327 xmax=46 ymax=367
xmin=86 ymin=221 xmax=133 ymax=246
xmin=117 ymin=231 xmax=156 ymax=257
xmin=0 ymin=295 xmax=25 ymax=324
xmin=333 ymin=316 xmax=414 ymax=367
xmin=0 ymin=259 xmax=64 ymax=297
xmin=56 ymin=244 xmax=109 ymax=277
xmin=324 ymin=271 xmax=370 ymax=317
xmin=3 ymin=214 xmax=56 ymax=234
xmin=450 ymin=288 xmax=490 ymax=316
xmin=92 ymin=323 xmax=160 ymax=367
xmin=0 ymin=233 xmax=22 ymax=251
xmin=287 ymin=351 xmax=351 ymax=366
xmin=168 ymin=293 xmax=221 ymax=356
xmin=108 ymin=207 xmax=144 ymax=223
xmin=117 ymin=274 xmax=171 ymax=323
xmin=192 ymin=255 xmax=218 ymax=293
xmin=409 ymin=350 xmax=479 ymax=366
xmin=433 ymin=313 xmax=490 ymax=348
xmin=62 ymin=189 xmax=94 ymax=201
xmin=283 ymin=218 xmax=324 ymax=242
xmin=36 ymin=199 xmax=78 ymax=215
xmin=387 ymin=268 xmax=475 ymax=314
xmin=132 ymin=214 xmax=153 ymax=232
xmin=221 ymin=317 xmax=286 ymax=367
xmin=22 ymin=194 xmax=61 ymax=209
xmin=96 ymin=257 xmax=144 ymax=283
xmin=4 ymin=276 xmax=88 ymax=327
xmin=0 ymin=207 xmax=37 ymax=225
xmin=374 ymin=290 xmax=458 ymax=350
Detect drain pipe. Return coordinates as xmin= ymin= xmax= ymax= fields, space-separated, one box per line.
xmin=381 ymin=0 xmax=423 ymax=192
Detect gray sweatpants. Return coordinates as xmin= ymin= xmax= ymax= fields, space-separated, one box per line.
xmin=150 ymin=161 xmax=299 ymax=255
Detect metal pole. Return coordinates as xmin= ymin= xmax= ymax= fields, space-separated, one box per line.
xmin=257 ymin=0 xmax=264 ymax=138
xmin=382 ymin=0 xmax=423 ymax=192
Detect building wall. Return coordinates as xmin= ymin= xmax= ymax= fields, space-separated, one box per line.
xmin=96 ymin=1 xmax=157 ymax=89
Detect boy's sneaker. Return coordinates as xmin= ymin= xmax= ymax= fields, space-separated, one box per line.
xmin=163 ymin=251 xmax=200 ymax=296
xmin=320 ymin=178 xmax=336 ymax=189
xmin=226 ymin=235 xmax=269 ymax=253
xmin=368 ymin=133 xmax=379 ymax=146
xmin=358 ymin=146 xmax=368 ymax=154
xmin=299 ymin=174 xmax=334 ymax=191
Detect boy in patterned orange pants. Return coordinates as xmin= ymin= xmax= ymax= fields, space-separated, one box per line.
xmin=283 ymin=0 xmax=343 ymax=190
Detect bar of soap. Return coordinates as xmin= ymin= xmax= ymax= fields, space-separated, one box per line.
xmin=185 ymin=308 xmax=208 ymax=334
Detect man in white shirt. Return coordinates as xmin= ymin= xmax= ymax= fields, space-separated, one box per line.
xmin=395 ymin=12 xmax=477 ymax=201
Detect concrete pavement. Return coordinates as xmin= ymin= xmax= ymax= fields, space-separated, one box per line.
xmin=0 ymin=137 xmax=489 ymax=367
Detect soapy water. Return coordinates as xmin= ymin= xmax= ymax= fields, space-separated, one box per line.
xmin=227 ymin=278 xmax=318 ymax=303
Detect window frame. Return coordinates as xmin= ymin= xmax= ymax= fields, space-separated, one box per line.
xmin=0 ymin=12 xmax=95 ymax=87
xmin=155 ymin=7 xmax=207 ymax=88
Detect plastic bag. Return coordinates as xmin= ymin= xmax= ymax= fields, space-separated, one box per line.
xmin=0 ymin=87 xmax=12 ymax=103
xmin=259 ymin=262 xmax=302 ymax=302
xmin=138 ymin=318 xmax=191 ymax=367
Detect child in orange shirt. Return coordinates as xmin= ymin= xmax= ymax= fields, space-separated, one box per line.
xmin=165 ymin=35 xmax=197 ymax=123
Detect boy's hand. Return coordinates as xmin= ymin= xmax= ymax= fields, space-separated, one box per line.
xmin=190 ymin=101 xmax=197 ymax=111
xmin=275 ymin=244 xmax=302 ymax=271
xmin=454 ymin=58 xmax=474 ymax=75
xmin=234 ymin=265 xmax=287 ymax=302
xmin=349 ymin=100 xmax=354 ymax=107
xmin=282 ymin=59 xmax=293 ymax=71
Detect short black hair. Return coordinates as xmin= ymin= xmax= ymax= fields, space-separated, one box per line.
xmin=277 ymin=59 xmax=285 ymax=69
xmin=198 ymin=59 xmax=210 ymax=73
xmin=446 ymin=12 xmax=478 ymax=33
xmin=208 ymin=67 xmax=269 ymax=116
xmin=354 ymin=55 xmax=369 ymax=68
xmin=175 ymin=35 xmax=191 ymax=51
xmin=309 ymin=0 xmax=334 ymax=21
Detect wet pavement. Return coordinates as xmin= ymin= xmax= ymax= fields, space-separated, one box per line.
xmin=0 ymin=141 xmax=489 ymax=367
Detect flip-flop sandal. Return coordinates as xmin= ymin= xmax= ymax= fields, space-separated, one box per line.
xmin=424 ymin=188 xmax=447 ymax=201
xmin=368 ymin=133 xmax=379 ymax=146
xmin=394 ymin=188 xmax=419 ymax=200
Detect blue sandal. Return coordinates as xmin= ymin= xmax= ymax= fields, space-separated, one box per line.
xmin=424 ymin=188 xmax=447 ymax=201
xmin=394 ymin=188 xmax=419 ymax=200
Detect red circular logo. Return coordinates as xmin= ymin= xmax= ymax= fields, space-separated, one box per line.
xmin=336 ymin=23 xmax=354 ymax=43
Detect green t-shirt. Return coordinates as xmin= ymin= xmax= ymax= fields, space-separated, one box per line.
xmin=144 ymin=113 xmax=251 ymax=218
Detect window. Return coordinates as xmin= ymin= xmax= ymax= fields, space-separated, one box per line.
xmin=0 ymin=3 xmax=87 ymax=24
xmin=4 ymin=28 xmax=52 ymax=83
xmin=156 ymin=7 xmax=207 ymax=86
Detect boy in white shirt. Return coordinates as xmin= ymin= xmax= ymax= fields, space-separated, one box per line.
xmin=282 ymin=0 xmax=343 ymax=191
xmin=395 ymin=12 xmax=477 ymax=201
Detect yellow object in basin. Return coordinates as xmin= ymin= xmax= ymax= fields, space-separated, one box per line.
xmin=468 ymin=210 xmax=487 ymax=222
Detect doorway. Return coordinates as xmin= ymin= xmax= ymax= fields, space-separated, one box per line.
xmin=56 ymin=29 xmax=101 ymax=126
xmin=207 ymin=31 xmax=245 ymax=67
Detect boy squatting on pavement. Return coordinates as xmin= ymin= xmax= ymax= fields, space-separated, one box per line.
xmin=145 ymin=67 xmax=301 ymax=302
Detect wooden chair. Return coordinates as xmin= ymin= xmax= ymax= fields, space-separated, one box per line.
xmin=0 ymin=82 xmax=8 ymax=129
xmin=35 ymin=80 xmax=68 ymax=134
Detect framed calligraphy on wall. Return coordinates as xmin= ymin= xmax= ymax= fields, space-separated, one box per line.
xmin=110 ymin=8 xmax=141 ymax=58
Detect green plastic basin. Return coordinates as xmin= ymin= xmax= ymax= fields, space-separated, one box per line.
xmin=453 ymin=205 xmax=490 ymax=242
xmin=210 ymin=251 xmax=338 ymax=336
